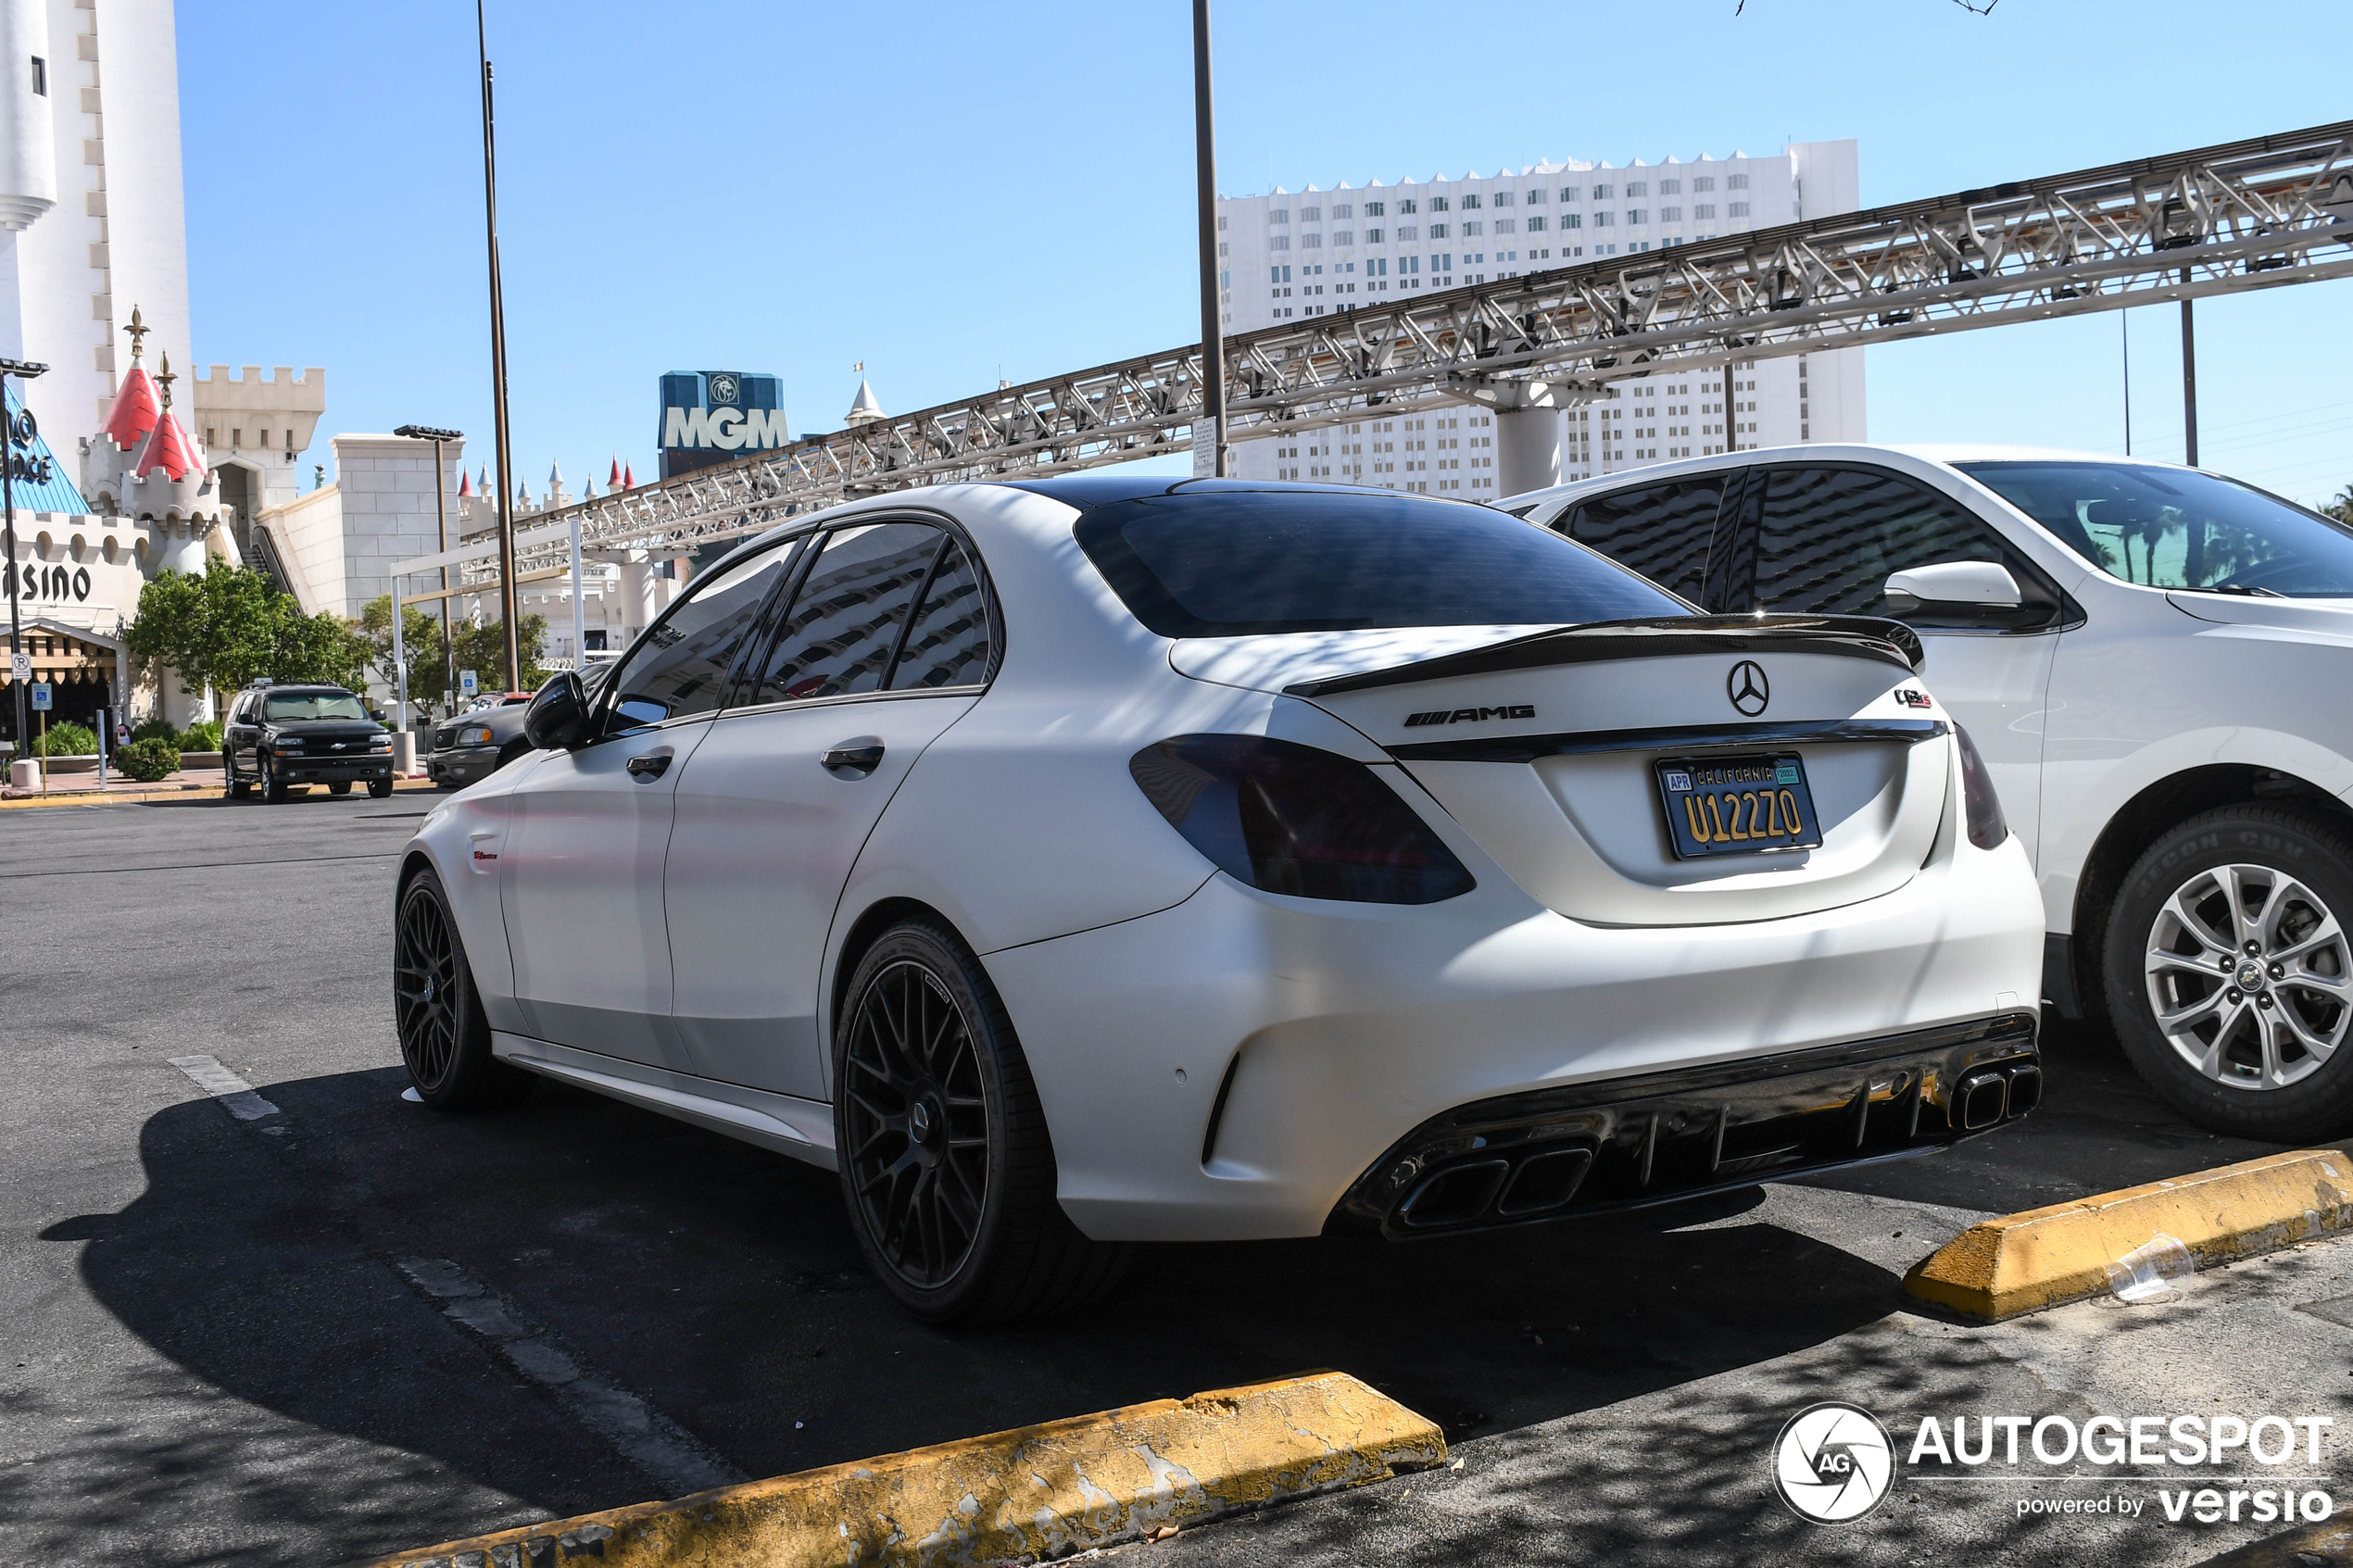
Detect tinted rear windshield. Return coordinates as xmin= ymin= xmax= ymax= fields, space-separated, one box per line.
xmin=1074 ymin=489 xmax=1687 ymax=636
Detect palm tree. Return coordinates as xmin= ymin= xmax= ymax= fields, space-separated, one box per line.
xmin=2328 ymin=484 xmax=2353 ymax=526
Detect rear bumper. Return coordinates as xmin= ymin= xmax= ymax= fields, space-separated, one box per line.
xmin=1328 ymin=1012 xmax=2039 ymax=1238
xmin=985 ymin=828 xmax=2045 ymax=1243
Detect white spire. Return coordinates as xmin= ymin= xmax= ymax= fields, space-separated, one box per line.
xmin=846 ymin=378 xmax=884 ymax=425
xmin=548 ymin=458 xmax=563 ymax=483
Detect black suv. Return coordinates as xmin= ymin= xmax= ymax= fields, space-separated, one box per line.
xmin=223 ymin=683 xmax=396 ymax=801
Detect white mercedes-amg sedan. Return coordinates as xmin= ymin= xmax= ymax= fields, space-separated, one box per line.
xmin=394 ymin=478 xmax=2045 ymax=1322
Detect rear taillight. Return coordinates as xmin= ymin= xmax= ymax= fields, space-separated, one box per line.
xmin=1130 ymin=734 xmax=1476 ymax=905
xmin=1952 ymin=722 xmax=2008 ymax=850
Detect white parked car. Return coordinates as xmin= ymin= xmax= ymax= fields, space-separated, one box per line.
xmin=396 ymin=479 xmax=2044 ymax=1321
xmin=1505 ymin=445 xmax=2353 ymax=1143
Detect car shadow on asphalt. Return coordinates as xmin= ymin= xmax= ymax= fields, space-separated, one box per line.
xmin=44 ymin=1066 xmax=1913 ymax=1543
xmin=39 ymin=1017 xmax=2323 ymax=1561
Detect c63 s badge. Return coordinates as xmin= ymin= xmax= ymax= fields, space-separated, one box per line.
xmin=1403 ymin=704 xmax=1536 ymax=727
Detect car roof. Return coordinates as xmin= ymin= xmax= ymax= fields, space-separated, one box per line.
xmin=1004 ymin=475 xmax=1387 ymax=510
xmin=1501 ymin=442 xmax=2202 ymax=512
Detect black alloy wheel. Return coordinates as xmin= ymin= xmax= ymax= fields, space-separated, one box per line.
xmin=841 ymin=957 xmax=993 ymax=1290
xmin=393 ymin=866 xmax=534 ymax=1110
xmin=833 ymin=920 xmax=1129 ymax=1323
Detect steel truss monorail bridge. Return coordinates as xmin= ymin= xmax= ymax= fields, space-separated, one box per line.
xmin=439 ymin=119 xmax=2353 ymax=585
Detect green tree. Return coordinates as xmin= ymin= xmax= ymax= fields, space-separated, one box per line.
xmin=449 ymin=614 xmax=550 ymax=696
xmin=359 ymin=594 xmax=453 ymax=726
xmin=2325 ymin=484 xmax=2353 ymax=527
xmin=124 ymin=558 xmax=371 ymax=696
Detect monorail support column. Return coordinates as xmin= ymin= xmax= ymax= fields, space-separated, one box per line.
xmin=1455 ymin=375 xmax=1587 ymax=501
xmin=1496 ymin=407 xmax=1565 ymax=498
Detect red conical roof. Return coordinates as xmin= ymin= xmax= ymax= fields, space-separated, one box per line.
xmin=458 ymin=469 xmax=473 ymax=497
xmin=608 ymin=456 xmax=622 ymax=490
xmin=129 ymin=408 xmax=205 ymax=482
xmin=102 ymin=365 xmax=162 ymax=449
xmin=623 ymin=463 xmax=635 ymax=490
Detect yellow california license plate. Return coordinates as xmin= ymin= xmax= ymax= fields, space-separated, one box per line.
xmin=1655 ymin=753 xmax=1822 ymax=859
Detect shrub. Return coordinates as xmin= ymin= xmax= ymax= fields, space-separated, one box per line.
xmin=132 ymin=717 xmax=178 ymax=744
xmin=176 ymin=719 xmax=223 ymax=753
xmin=35 ymin=721 xmax=100 ymax=758
xmin=116 ymin=736 xmax=180 ymax=783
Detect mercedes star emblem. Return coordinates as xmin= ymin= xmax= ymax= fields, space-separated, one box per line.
xmin=1729 ymin=660 xmax=1770 ymax=716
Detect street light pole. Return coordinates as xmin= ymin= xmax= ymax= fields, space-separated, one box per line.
xmin=2180 ymin=270 xmax=2199 ymax=469
xmin=1191 ymin=0 xmax=1227 ymax=479
xmin=477 ymin=0 xmax=521 ymax=690
xmin=0 ymin=358 xmax=48 ymax=763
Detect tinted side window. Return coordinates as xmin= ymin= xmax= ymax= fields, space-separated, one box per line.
xmin=887 ymin=541 xmax=992 ymax=689
xmin=1562 ymin=478 xmax=1724 ymax=604
xmin=1753 ymin=468 xmax=2015 ymax=620
xmin=747 ymin=522 xmax=941 ymax=705
xmin=607 ymin=543 xmax=798 ymax=726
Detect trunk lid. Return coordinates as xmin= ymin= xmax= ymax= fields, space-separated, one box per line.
xmin=1176 ymin=616 xmax=1950 ymax=927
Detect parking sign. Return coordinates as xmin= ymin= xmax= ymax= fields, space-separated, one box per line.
xmin=459 ymin=669 xmax=478 ymax=698
xmin=29 ymin=682 xmax=51 ymax=711
xmin=8 ymin=651 xmax=26 ymax=682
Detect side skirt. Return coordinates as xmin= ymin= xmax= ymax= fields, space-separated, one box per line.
xmin=491 ymin=1031 xmax=838 ymax=1171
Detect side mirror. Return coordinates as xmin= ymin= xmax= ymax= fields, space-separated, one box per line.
xmin=523 ymin=671 xmax=591 ymax=750
xmin=1884 ymin=559 xmax=2023 ymax=615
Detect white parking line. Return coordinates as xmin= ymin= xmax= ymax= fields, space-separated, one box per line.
xmin=395 ymin=1256 xmax=742 ymax=1497
xmin=166 ymin=1055 xmax=282 ymax=1121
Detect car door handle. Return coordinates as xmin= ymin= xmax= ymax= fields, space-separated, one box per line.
xmin=624 ymin=753 xmax=672 ymax=780
xmin=821 ymin=739 xmax=886 ymax=773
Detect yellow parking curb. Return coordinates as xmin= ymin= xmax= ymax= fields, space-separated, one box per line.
xmin=366 ymin=1370 xmax=1444 ymax=1568
xmin=1904 ymin=1148 xmax=2353 ymax=1321
xmin=0 ymin=775 xmax=436 ymax=809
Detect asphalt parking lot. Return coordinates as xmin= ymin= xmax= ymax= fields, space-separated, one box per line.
xmin=4 ymin=792 xmax=2348 ymax=1567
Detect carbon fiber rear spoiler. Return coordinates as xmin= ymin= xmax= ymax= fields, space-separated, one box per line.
xmin=1279 ymin=614 xmax=1924 ymax=698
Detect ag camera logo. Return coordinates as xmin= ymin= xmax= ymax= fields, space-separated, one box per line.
xmin=1774 ymin=1402 xmax=1895 ymax=1524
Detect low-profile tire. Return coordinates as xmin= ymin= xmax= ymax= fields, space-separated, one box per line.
xmin=833 ymin=918 xmax=1130 ymax=1324
xmin=329 ymin=781 xmax=353 ymax=796
xmin=2105 ymin=804 xmax=2353 ymax=1142
xmin=259 ymin=752 xmax=288 ymax=803
xmin=368 ymin=777 xmax=394 ymax=798
xmin=395 ymin=864 xmax=535 ymax=1111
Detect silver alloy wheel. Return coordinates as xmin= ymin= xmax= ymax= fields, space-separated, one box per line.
xmin=2144 ymin=862 xmax=2351 ymax=1089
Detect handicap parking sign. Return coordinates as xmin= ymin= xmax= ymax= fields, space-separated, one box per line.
xmin=29 ymin=682 xmax=51 ymax=711
xmin=459 ymin=669 xmax=478 ymax=698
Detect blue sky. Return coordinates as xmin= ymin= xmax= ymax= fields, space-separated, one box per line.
xmin=182 ymin=0 xmax=2353 ymax=508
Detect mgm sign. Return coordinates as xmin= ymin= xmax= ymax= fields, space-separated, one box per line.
xmin=658 ymin=370 xmax=789 ymax=481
